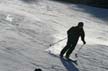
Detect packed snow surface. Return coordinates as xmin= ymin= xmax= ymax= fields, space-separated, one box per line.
xmin=0 ymin=0 xmax=108 ymax=71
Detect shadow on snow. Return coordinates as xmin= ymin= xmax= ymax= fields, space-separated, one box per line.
xmin=52 ymin=0 xmax=108 ymax=23
xmin=20 ymin=0 xmax=39 ymax=3
xmin=60 ymin=57 xmax=79 ymax=71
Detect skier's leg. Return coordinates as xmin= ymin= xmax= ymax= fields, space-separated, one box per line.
xmin=60 ymin=45 xmax=70 ymax=57
xmin=60 ymin=39 xmax=71 ymax=57
xmin=65 ymin=43 xmax=77 ymax=59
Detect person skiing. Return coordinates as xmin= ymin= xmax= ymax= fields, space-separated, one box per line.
xmin=34 ymin=68 xmax=42 ymax=71
xmin=60 ymin=22 xmax=86 ymax=60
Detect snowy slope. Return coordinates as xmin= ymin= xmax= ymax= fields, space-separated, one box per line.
xmin=0 ymin=0 xmax=108 ymax=71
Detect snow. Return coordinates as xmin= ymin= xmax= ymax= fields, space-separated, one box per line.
xmin=0 ymin=0 xmax=108 ymax=71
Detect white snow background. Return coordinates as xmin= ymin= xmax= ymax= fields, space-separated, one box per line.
xmin=0 ymin=0 xmax=108 ymax=71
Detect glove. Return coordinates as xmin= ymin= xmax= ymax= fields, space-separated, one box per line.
xmin=83 ymin=41 xmax=86 ymax=45
xmin=75 ymin=53 xmax=78 ymax=58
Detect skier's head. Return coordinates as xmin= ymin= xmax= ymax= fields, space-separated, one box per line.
xmin=34 ymin=68 xmax=42 ymax=71
xmin=78 ymin=22 xmax=84 ymax=28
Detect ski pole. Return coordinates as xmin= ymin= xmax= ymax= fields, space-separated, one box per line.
xmin=75 ymin=44 xmax=84 ymax=58
xmin=49 ymin=37 xmax=67 ymax=47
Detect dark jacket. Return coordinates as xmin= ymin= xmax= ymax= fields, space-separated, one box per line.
xmin=67 ymin=26 xmax=85 ymax=43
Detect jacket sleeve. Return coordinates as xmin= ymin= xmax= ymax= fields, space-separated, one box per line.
xmin=81 ymin=28 xmax=85 ymax=43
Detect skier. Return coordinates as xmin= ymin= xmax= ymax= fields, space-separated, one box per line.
xmin=60 ymin=22 xmax=86 ymax=60
xmin=34 ymin=68 xmax=42 ymax=71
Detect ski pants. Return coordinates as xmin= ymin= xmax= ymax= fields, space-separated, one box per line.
xmin=60 ymin=37 xmax=77 ymax=58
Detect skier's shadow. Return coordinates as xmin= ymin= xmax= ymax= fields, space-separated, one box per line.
xmin=60 ymin=57 xmax=79 ymax=71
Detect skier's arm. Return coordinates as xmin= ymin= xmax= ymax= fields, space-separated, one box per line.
xmin=81 ymin=29 xmax=86 ymax=44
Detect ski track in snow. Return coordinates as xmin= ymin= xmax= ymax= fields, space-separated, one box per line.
xmin=0 ymin=0 xmax=108 ymax=71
